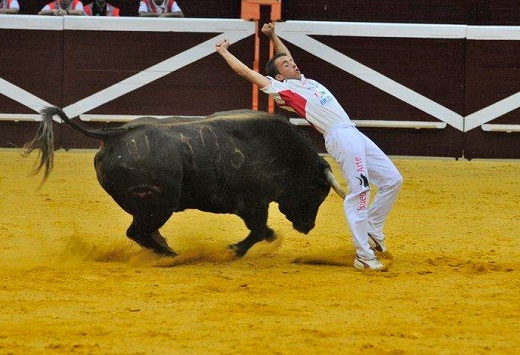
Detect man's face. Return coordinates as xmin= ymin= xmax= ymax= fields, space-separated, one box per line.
xmin=274 ymin=56 xmax=302 ymax=81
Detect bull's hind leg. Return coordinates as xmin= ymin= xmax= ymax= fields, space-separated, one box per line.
xmin=229 ymin=204 xmax=275 ymax=257
xmin=127 ymin=210 xmax=176 ymax=256
xmin=123 ymin=184 xmax=177 ymax=256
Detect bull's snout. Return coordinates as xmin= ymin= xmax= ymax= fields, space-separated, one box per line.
xmin=293 ymin=220 xmax=315 ymax=234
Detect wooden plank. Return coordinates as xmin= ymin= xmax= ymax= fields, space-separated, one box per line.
xmin=62 ymin=30 xmax=254 ymax=116
xmin=465 ymin=40 xmax=520 ymax=119
xmin=282 ymin=0 xmax=477 ymax=24
xmin=0 ymin=28 xmax=63 ymax=110
xmin=0 ymin=122 xmax=42 ymax=149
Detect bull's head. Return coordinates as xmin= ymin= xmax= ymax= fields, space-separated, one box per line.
xmin=278 ymin=175 xmax=331 ymax=234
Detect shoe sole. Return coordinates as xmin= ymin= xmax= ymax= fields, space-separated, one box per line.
xmin=368 ymin=234 xmax=393 ymax=259
xmin=354 ymin=258 xmax=387 ymax=271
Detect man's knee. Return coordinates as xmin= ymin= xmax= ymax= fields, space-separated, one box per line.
xmin=387 ymin=172 xmax=403 ymax=191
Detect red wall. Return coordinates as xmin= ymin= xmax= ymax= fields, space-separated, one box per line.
xmin=20 ymin=1 xmax=520 ymax=25
xmin=2 ymin=1 xmax=520 ymax=158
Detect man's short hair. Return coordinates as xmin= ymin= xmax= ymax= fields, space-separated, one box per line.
xmin=265 ymin=52 xmax=287 ymax=77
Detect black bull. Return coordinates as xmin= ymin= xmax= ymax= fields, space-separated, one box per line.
xmin=24 ymin=107 xmax=345 ymax=257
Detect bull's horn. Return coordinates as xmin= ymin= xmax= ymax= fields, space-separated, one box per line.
xmin=324 ymin=169 xmax=346 ymax=199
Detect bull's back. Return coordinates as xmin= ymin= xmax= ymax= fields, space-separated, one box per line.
xmin=169 ymin=115 xmax=326 ymax=202
xmin=93 ymin=112 xmax=326 ymax=214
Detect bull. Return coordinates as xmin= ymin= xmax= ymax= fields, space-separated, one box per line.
xmin=24 ymin=107 xmax=345 ymax=257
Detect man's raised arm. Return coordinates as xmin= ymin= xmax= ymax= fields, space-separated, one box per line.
xmin=261 ymin=22 xmax=292 ymax=60
xmin=215 ymin=39 xmax=271 ymax=88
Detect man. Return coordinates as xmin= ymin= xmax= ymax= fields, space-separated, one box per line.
xmin=39 ymin=0 xmax=84 ymax=15
xmin=83 ymin=0 xmax=119 ymax=16
xmin=138 ymin=0 xmax=183 ymax=17
xmin=0 ymin=0 xmax=20 ymax=14
xmin=215 ymin=23 xmax=403 ymax=271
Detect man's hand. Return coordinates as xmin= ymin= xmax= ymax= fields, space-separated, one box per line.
xmin=261 ymin=21 xmax=291 ymax=59
xmin=261 ymin=22 xmax=275 ymax=37
xmin=215 ymin=38 xmax=271 ymax=88
xmin=215 ymin=39 xmax=230 ymax=54
xmin=51 ymin=9 xmax=67 ymax=16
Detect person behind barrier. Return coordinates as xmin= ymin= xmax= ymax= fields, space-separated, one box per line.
xmin=138 ymin=0 xmax=183 ymax=17
xmin=0 ymin=0 xmax=20 ymax=14
xmin=83 ymin=0 xmax=119 ymax=16
xmin=39 ymin=0 xmax=85 ymax=15
xmin=215 ymin=22 xmax=403 ymax=271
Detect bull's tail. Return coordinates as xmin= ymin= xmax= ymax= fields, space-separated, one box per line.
xmin=41 ymin=106 xmax=109 ymax=140
xmin=325 ymin=169 xmax=346 ymax=199
xmin=22 ymin=106 xmax=110 ymax=182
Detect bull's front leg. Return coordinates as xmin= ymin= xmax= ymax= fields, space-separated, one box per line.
xmin=229 ymin=226 xmax=275 ymax=257
xmin=230 ymin=204 xmax=275 ymax=257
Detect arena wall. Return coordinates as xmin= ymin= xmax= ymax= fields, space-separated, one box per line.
xmin=18 ymin=1 xmax=520 ymax=25
xmin=1 ymin=1 xmax=520 ymax=158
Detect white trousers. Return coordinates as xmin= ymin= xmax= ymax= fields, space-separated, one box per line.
xmin=324 ymin=124 xmax=403 ymax=259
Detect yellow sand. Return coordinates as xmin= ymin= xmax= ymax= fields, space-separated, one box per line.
xmin=0 ymin=149 xmax=518 ymax=354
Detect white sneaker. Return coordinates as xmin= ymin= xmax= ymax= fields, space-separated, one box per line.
xmin=354 ymin=255 xmax=385 ymax=271
xmin=368 ymin=234 xmax=388 ymax=254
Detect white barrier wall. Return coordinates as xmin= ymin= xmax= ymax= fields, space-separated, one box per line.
xmin=1 ymin=16 xmax=519 ymax=158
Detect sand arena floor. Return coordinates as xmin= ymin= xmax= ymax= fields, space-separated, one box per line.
xmin=0 ymin=149 xmax=518 ymax=354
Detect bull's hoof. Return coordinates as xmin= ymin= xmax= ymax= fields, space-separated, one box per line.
xmin=264 ymin=234 xmax=277 ymax=243
xmin=152 ymin=247 xmax=177 ymax=257
xmin=228 ymin=244 xmax=246 ymax=258
xmin=263 ymin=228 xmax=276 ymax=242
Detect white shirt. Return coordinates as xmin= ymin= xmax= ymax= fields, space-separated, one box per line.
xmin=138 ymin=0 xmax=182 ymax=13
xmin=1 ymin=0 xmax=20 ymax=10
xmin=42 ymin=1 xmax=84 ymax=11
xmin=261 ymin=75 xmax=353 ymax=134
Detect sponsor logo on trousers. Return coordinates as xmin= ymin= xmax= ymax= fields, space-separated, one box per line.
xmin=355 ymin=156 xmax=364 ymax=172
xmin=354 ymin=157 xmax=369 ymax=210
xmin=357 ymin=191 xmax=368 ymax=210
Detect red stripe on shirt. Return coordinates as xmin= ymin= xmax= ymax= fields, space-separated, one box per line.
xmin=278 ymin=89 xmax=307 ymax=119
